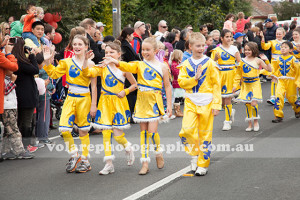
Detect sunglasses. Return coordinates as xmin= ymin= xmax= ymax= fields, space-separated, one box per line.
xmin=6 ymin=28 xmax=11 ymax=30
xmin=161 ymin=26 xmax=168 ymax=29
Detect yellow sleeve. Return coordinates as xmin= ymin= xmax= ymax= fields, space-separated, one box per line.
xmin=209 ymin=61 xmax=222 ymax=110
xmin=261 ymin=41 xmax=272 ymax=50
xmin=294 ymin=59 xmax=300 ymax=87
xmin=271 ymin=58 xmax=279 ymax=77
xmin=233 ymin=61 xmax=242 ymax=89
xmin=43 ymin=59 xmax=68 ymax=79
xmin=82 ymin=67 xmax=102 ymax=78
xmin=177 ymin=64 xmax=198 ymax=90
xmin=211 ymin=49 xmax=217 ymax=61
xmin=118 ymin=61 xmax=139 ymax=74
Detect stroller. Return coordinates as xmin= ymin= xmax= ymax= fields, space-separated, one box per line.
xmin=51 ymin=77 xmax=66 ymax=120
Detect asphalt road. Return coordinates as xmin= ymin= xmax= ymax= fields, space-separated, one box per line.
xmin=1 ymin=81 xmax=300 ymax=200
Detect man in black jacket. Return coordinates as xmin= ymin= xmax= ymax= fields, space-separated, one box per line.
xmin=264 ymin=18 xmax=277 ymax=61
xmin=80 ymin=18 xmax=103 ymax=103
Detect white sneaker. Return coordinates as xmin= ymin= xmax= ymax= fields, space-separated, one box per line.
xmin=253 ymin=124 xmax=259 ymax=132
xmin=245 ymin=127 xmax=253 ymax=132
xmin=190 ymin=156 xmax=198 ymax=171
xmin=222 ymin=121 xmax=231 ymax=131
xmin=231 ymin=109 xmax=236 ymax=123
xmin=99 ymin=163 xmax=115 ymax=175
xmin=170 ymin=115 xmax=176 ymax=120
xmin=195 ymin=167 xmax=208 ymax=176
xmin=125 ymin=146 xmax=135 ymax=166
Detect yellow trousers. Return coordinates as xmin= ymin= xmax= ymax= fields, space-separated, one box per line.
xmin=179 ymin=98 xmax=214 ymax=168
xmin=274 ymin=79 xmax=300 ymax=118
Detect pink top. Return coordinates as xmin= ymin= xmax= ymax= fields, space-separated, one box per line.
xmin=236 ymin=18 xmax=251 ymax=33
xmin=223 ymin=20 xmax=234 ymax=32
xmin=171 ymin=60 xmax=181 ymax=88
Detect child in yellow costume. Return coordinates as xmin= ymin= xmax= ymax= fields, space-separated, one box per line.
xmin=178 ymin=32 xmax=221 ymax=176
xmin=291 ymin=28 xmax=300 ymax=60
xmin=260 ymin=27 xmax=286 ymax=105
xmin=99 ymin=37 xmax=172 ymax=175
xmin=211 ymin=29 xmax=241 ymax=131
xmin=233 ymin=42 xmax=272 ymax=132
xmin=43 ymin=35 xmax=96 ymax=173
xmin=292 ymin=28 xmax=300 ymax=99
xmin=271 ymin=41 xmax=300 ymax=122
xmin=82 ymin=41 xmax=137 ymax=175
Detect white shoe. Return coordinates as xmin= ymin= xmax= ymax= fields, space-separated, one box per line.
xmin=190 ymin=156 xmax=198 ymax=171
xmin=125 ymin=146 xmax=135 ymax=166
xmin=99 ymin=163 xmax=115 ymax=175
xmin=245 ymin=127 xmax=253 ymax=132
xmin=195 ymin=167 xmax=208 ymax=176
xmin=170 ymin=115 xmax=176 ymax=120
xmin=222 ymin=121 xmax=231 ymax=131
xmin=231 ymin=109 xmax=236 ymax=123
xmin=253 ymin=124 xmax=259 ymax=132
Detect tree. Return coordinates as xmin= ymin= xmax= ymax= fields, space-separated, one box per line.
xmin=274 ymin=2 xmax=300 ymax=21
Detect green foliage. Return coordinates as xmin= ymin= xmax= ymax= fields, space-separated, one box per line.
xmin=88 ymin=0 xmax=113 ymax=36
xmin=0 ymin=0 xmax=252 ymax=48
xmin=274 ymin=2 xmax=300 ymax=21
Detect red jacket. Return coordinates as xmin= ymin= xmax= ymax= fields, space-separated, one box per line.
xmin=130 ymin=32 xmax=143 ymax=54
xmin=171 ymin=60 xmax=181 ymax=89
xmin=0 ymin=53 xmax=18 ymax=114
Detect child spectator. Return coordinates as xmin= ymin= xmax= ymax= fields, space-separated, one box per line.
xmin=236 ymin=12 xmax=252 ymax=33
xmin=182 ymin=40 xmax=192 ymax=62
xmin=22 ymin=4 xmax=45 ymax=47
xmin=170 ymin=50 xmax=184 ymax=117
xmin=10 ymin=15 xmax=25 ymax=37
xmin=2 ymin=73 xmax=34 ymax=160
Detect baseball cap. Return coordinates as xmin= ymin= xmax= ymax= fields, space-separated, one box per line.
xmin=96 ymin=22 xmax=106 ymax=27
xmin=264 ymin=18 xmax=272 ymax=24
xmin=134 ymin=21 xmax=145 ymax=29
xmin=233 ymin=32 xmax=245 ymax=40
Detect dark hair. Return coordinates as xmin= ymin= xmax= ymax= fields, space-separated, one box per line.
xmin=180 ymin=28 xmax=189 ymax=40
xmin=290 ymin=23 xmax=297 ymax=30
xmin=103 ymin=35 xmax=115 ymax=43
xmin=281 ymin=41 xmax=293 ymax=49
xmin=32 ymin=21 xmax=45 ymax=30
xmin=293 ymin=27 xmax=300 ymax=35
xmin=117 ymin=27 xmax=134 ymax=41
xmin=225 ymin=14 xmax=235 ymax=21
xmin=221 ymin=29 xmax=232 ymax=38
xmin=199 ymin=25 xmax=207 ymax=31
xmin=142 ymin=24 xmax=151 ymax=40
xmin=233 ymin=41 xmax=242 ymax=52
xmin=165 ymin=32 xmax=176 ymax=43
xmin=184 ymin=40 xmax=190 ymax=51
xmin=244 ymin=42 xmax=259 ymax=57
xmin=44 ymin=23 xmax=54 ymax=35
xmin=11 ymin=37 xmax=31 ymax=65
xmin=255 ymin=22 xmax=264 ymax=31
xmin=244 ymin=22 xmax=251 ymax=30
xmin=26 ymin=4 xmax=35 ymax=11
xmin=206 ymin=44 xmax=216 ymax=57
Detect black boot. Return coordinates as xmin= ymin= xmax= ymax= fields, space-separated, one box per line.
xmin=272 ymin=117 xmax=283 ymax=123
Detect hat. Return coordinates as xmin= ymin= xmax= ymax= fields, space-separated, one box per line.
xmin=264 ymin=18 xmax=272 ymax=24
xmin=134 ymin=21 xmax=145 ymax=29
xmin=233 ymin=32 xmax=245 ymax=40
xmin=96 ymin=22 xmax=106 ymax=27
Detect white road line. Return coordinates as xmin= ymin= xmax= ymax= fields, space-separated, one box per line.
xmin=123 ymin=166 xmax=191 ymax=200
xmin=49 ymin=135 xmax=61 ymax=140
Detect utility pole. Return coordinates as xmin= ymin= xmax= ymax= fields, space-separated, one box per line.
xmin=112 ymin=0 xmax=121 ymax=38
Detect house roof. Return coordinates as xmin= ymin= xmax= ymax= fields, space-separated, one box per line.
xmin=251 ymin=0 xmax=275 ymax=16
